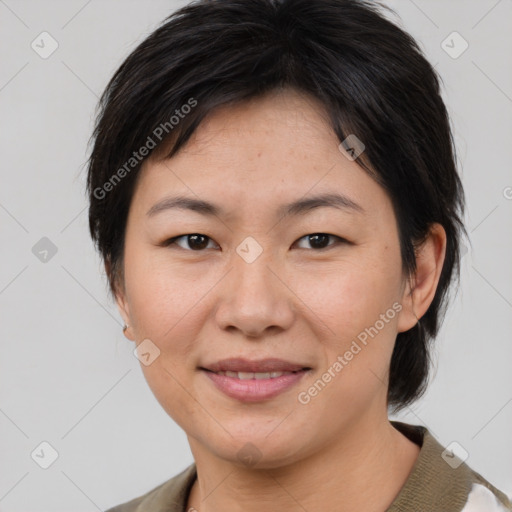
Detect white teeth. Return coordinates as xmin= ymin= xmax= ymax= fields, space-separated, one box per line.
xmin=238 ymin=372 xmax=255 ymax=380
xmin=214 ymin=371 xmax=294 ymax=379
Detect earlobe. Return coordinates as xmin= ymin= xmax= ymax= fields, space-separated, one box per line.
xmin=115 ymin=291 xmax=130 ymax=327
xmin=105 ymin=260 xmax=134 ymax=340
xmin=116 ymin=292 xmax=135 ymax=341
xmin=396 ymin=275 xmax=419 ymax=333
xmin=397 ymin=223 xmax=447 ymax=333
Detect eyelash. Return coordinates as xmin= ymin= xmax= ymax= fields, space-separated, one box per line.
xmin=161 ymin=233 xmax=349 ymax=251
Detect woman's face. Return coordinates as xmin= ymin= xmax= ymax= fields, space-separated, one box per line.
xmin=116 ymin=89 xmax=423 ymax=467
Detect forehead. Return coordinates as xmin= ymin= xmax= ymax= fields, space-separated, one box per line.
xmin=132 ymin=89 xmax=391 ymax=224
xmin=188 ymin=88 xmax=334 ymax=150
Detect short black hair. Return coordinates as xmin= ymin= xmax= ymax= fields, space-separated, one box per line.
xmin=86 ymin=0 xmax=468 ymax=413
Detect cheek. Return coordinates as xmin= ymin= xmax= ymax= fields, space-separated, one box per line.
xmin=291 ymin=255 xmax=402 ymax=405
xmin=126 ymin=264 xmax=206 ymax=423
xmin=141 ymin=358 xmax=203 ymax=432
xmin=292 ymin=256 xmax=401 ymax=339
xmin=125 ymin=248 xmax=210 ymax=340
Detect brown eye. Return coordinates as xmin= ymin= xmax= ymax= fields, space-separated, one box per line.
xmin=295 ymin=233 xmax=345 ymax=250
xmin=164 ymin=234 xmax=217 ymax=251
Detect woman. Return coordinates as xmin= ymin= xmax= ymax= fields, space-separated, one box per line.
xmin=87 ymin=0 xmax=512 ymax=510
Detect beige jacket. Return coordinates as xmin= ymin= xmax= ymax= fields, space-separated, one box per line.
xmin=105 ymin=421 xmax=512 ymax=512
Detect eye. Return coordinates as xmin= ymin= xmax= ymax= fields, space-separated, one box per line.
xmin=161 ymin=232 xmax=348 ymax=252
xmin=163 ymin=233 xmax=218 ymax=251
xmin=294 ymin=233 xmax=347 ymax=250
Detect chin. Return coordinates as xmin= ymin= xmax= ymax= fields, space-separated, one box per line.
xmin=204 ymin=429 xmax=309 ymax=470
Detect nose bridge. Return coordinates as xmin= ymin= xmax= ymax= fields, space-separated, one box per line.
xmin=215 ymin=236 xmax=293 ymax=336
xmin=236 ymin=245 xmax=272 ymax=291
xmin=232 ymin=235 xmax=279 ymax=305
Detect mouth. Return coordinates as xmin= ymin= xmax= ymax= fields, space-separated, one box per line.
xmin=199 ymin=358 xmax=312 ymax=402
xmin=204 ymin=369 xmax=304 ymax=379
xmin=201 ymin=357 xmax=311 ymax=374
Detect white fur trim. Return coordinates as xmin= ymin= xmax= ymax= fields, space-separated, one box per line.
xmin=461 ymin=483 xmax=510 ymax=511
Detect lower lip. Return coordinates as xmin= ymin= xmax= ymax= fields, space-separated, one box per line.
xmin=202 ymin=370 xmax=309 ymax=402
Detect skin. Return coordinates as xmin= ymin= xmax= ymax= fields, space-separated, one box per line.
xmin=114 ymin=88 xmax=447 ymax=511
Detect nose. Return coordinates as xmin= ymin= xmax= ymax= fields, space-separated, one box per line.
xmin=214 ymin=248 xmax=295 ymax=339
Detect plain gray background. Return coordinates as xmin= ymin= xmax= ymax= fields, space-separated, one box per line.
xmin=1 ymin=0 xmax=511 ymax=510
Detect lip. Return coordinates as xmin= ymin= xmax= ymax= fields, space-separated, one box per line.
xmin=202 ymin=369 xmax=309 ymax=402
xmin=199 ymin=358 xmax=312 ymax=402
xmin=201 ymin=358 xmax=310 ymax=373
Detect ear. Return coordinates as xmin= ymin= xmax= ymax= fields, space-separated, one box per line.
xmin=397 ymin=223 xmax=447 ymax=333
xmin=105 ymin=259 xmax=134 ymax=341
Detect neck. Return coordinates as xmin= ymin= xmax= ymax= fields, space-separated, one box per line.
xmin=186 ymin=416 xmax=420 ymax=512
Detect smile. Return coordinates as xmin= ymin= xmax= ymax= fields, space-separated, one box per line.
xmin=201 ymin=366 xmax=310 ymax=402
xmin=211 ymin=370 xmax=298 ymax=379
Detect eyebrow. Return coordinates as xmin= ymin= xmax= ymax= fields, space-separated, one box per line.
xmin=146 ymin=192 xmax=365 ymax=219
